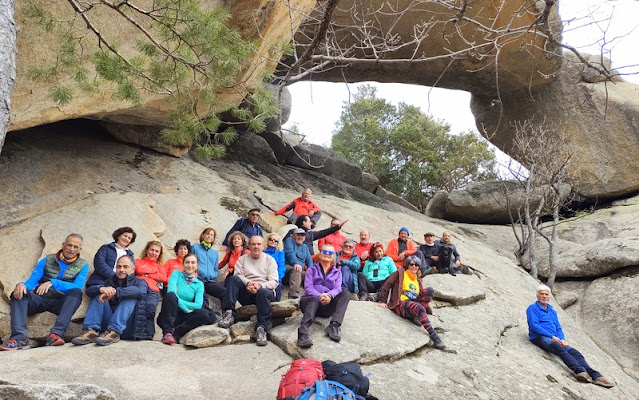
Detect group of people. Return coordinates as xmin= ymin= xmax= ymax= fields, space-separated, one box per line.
xmin=0 ymin=189 xmax=618 ymax=388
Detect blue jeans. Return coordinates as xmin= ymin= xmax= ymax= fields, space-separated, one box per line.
xmin=532 ymin=336 xmax=601 ymax=380
xmin=83 ymin=296 xmax=137 ymax=336
xmin=9 ymin=288 xmax=83 ymax=340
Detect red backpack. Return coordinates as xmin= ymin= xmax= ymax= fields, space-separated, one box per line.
xmin=277 ymin=359 xmax=325 ymax=400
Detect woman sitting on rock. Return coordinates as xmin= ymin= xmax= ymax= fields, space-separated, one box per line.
xmin=157 ymin=253 xmax=217 ymax=344
xmin=358 ymin=242 xmax=396 ymax=301
xmin=265 ymin=232 xmax=286 ymax=301
xmin=378 ymin=256 xmax=445 ymax=349
xmin=164 ymin=239 xmax=192 ymax=278
xmin=135 ymin=240 xmax=168 ymax=337
xmin=335 ymin=239 xmax=360 ymax=298
xmin=87 ymin=227 xmax=137 ymax=290
xmin=297 ymin=245 xmax=351 ymax=348
xmin=192 ymin=227 xmax=226 ymax=306
xmin=218 ymin=231 xmax=249 ymax=280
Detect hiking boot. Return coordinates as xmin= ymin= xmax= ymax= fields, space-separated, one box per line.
xmin=46 ymin=333 xmax=65 ymax=346
xmin=576 ymin=372 xmax=593 ymax=383
xmin=594 ymin=376 xmax=615 ymax=388
xmin=218 ymin=310 xmax=235 ymax=329
xmin=429 ymin=332 xmax=445 ymax=350
xmin=297 ymin=335 xmax=313 ymax=349
xmin=367 ymin=292 xmax=379 ymax=302
xmin=0 ymin=338 xmax=29 ymax=351
xmin=95 ymin=329 xmax=120 ymax=346
xmin=358 ymin=292 xmax=369 ymax=301
xmin=255 ymin=326 xmax=268 ymax=346
xmin=161 ymin=332 xmax=177 ymax=345
xmin=72 ymin=328 xmax=99 ymax=346
xmin=324 ymin=322 xmax=342 ymax=342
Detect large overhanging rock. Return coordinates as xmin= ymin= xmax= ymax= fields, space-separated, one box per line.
xmin=7 ymin=0 xmax=316 ymax=133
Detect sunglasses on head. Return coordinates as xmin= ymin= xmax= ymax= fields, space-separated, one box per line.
xmin=321 ymin=250 xmax=334 ymax=255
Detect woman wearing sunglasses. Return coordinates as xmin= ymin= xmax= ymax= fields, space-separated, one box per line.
xmin=265 ymin=233 xmax=286 ymax=300
xmin=378 ymin=256 xmax=445 ymax=349
xmin=296 ymin=245 xmax=351 ymax=349
xmin=359 ymin=242 xmax=396 ymax=301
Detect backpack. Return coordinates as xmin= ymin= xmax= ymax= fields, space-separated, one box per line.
xmin=321 ymin=361 xmax=369 ymax=396
xmin=295 ymin=380 xmax=358 ymax=400
xmin=277 ymin=359 xmax=325 ymax=400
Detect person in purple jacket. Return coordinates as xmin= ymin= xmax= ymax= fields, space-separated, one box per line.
xmin=296 ymin=244 xmax=351 ymax=349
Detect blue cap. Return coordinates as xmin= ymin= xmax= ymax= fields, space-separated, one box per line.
xmin=399 ymin=227 xmax=409 ymax=235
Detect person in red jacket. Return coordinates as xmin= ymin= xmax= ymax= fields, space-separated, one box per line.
xmin=354 ymin=230 xmax=373 ymax=269
xmin=273 ymin=188 xmax=322 ymax=228
xmin=135 ymin=240 xmax=168 ymax=337
xmin=385 ymin=227 xmax=417 ymax=269
xmin=313 ymin=219 xmax=347 ymax=262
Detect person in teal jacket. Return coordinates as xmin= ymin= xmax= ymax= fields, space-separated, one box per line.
xmin=157 ymin=253 xmax=216 ymax=344
xmin=358 ymin=242 xmax=396 ymax=301
xmin=191 ymin=227 xmax=226 ymax=304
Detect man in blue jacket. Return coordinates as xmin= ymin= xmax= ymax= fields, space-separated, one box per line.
xmin=283 ymin=228 xmax=313 ymax=299
xmin=0 ymin=234 xmax=88 ymax=350
xmin=220 ymin=208 xmax=263 ymax=252
xmin=72 ymin=255 xmax=148 ymax=346
xmin=526 ymin=285 xmax=614 ymax=388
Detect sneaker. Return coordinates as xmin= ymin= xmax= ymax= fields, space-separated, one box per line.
xmin=429 ymin=332 xmax=445 ymax=350
xmin=358 ymin=292 xmax=369 ymax=301
xmin=255 ymin=326 xmax=268 ymax=346
xmin=218 ymin=310 xmax=235 ymax=329
xmin=367 ymin=292 xmax=379 ymax=302
xmin=0 ymin=338 xmax=29 ymax=351
xmin=95 ymin=329 xmax=120 ymax=346
xmin=594 ymin=376 xmax=615 ymax=388
xmin=71 ymin=329 xmax=99 ymax=346
xmin=324 ymin=322 xmax=342 ymax=342
xmin=161 ymin=332 xmax=177 ymax=345
xmin=46 ymin=333 xmax=65 ymax=346
xmin=297 ymin=335 xmax=313 ymax=349
xmin=576 ymin=372 xmax=593 ymax=383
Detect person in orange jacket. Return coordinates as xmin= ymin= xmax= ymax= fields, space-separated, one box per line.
xmin=135 ymin=240 xmax=168 ymax=337
xmin=385 ymin=227 xmax=417 ymax=269
xmin=273 ymin=188 xmax=322 ymax=228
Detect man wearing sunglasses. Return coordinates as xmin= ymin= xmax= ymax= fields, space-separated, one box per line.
xmin=283 ymin=228 xmax=313 ymax=299
xmin=220 ymin=208 xmax=263 ymax=252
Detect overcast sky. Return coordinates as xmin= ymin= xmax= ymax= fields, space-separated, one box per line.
xmin=282 ymin=0 xmax=639 ymax=170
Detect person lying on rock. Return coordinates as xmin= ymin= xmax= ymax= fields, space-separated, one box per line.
xmin=72 ymin=255 xmax=148 ymax=346
xmin=354 ymin=230 xmax=372 ymax=269
xmin=378 ymin=256 xmax=445 ymax=349
xmin=283 ymin=228 xmax=313 ymax=299
xmin=297 ymin=245 xmax=351 ymax=349
xmin=358 ymin=242 xmax=396 ymax=302
xmin=0 ymin=234 xmax=88 ymax=350
xmin=526 ymin=285 xmax=615 ymax=388
xmin=385 ymin=227 xmax=417 ymax=269
xmin=157 ymin=253 xmax=216 ymax=345
xmin=283 ymin=215 xmax=348 ymax=257
xmin=415 ymin=232 xmax=439 ymax=275
xmin=135 ymin=240 xmax=168 ymax=338
xmin=220 ymin=208 xmax=263 ymax=252
xmin=335 ymin=239 xmax=361 ymax=297
xmin=218 ymin=235 xmax=279 ymax=346
xmin=88 ymin=227 xmax=136 ymax=290
xmin=434 ymin=232 xmax=462 ymax=275
xmin=164 ymin=239 xmax=192 ymax=278
xmin=273 ymin=188 xmax=323 ymax=228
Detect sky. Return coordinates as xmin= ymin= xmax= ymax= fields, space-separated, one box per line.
xmin=282 ymin=0 xmax=639 ymax=170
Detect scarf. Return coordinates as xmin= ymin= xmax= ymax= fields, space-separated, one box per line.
xmin=201 ymin=241 xmax=212 ymax=250
xmin=57 ymin=249 xmax=78 ymax=264
xmin=183 ymin=272 xmax=195 ymax=283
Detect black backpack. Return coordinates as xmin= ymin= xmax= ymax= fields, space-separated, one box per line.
xmin=321 ymin=361 xmax=370 ymax=397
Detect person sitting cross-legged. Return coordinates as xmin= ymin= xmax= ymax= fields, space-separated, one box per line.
xmin=157 ymin=253 xmax=217 ymax=345
xmin=218 ymin=236 xmax=279 ymax=346
xmin=1 ymin=234 xmax=88 ymax=350
xmin=358 ymin=242 xmax=396 ymax=302
xmin=297 ymin=245 xmax=351 ymax=348
xmin=72 ymin=255 xmax=148 ymax=346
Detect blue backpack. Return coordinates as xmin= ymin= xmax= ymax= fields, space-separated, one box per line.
xmin=295 ymin=380 xmax=361 ymax=400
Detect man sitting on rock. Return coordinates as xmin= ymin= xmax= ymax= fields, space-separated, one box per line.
xmin=385 ymin=227 xmax=417 ymax=269
xmin=354 ymin=230 xmax=372 ymax=269
xmin=0 ymin=234 xmax=88 ymax=350
xmin=274 ymin=188 xmax=323 ymax=228
xmin=526 ymin=285 xmax=615 ymax=388
xmin=435 ymin=231 xmax=462 ymax=275
xmin=218 ymin=235 xmax=279 ymax=346
xmin=72 ymin=255 xmax=148 ymax=346
xmin=416 ymin=232 xmax=439 ymax=275
xmin=220 ymin=208 xmax=263 ymax=252
xmin=283 ymin=228 xmax=313 ymax=299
